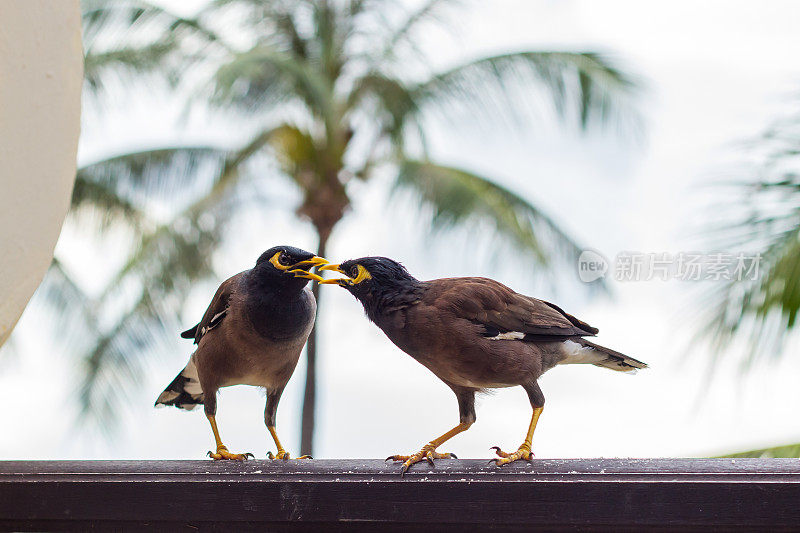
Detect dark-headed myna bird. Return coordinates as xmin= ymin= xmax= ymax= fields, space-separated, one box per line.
xmin=155 ymin=245 xmax=328 ymax=461
xmin=320 ymin=257 xmax=647 ymax=473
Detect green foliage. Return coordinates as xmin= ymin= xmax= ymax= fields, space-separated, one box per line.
xmin=719 ymin=443 xmax=800 ymax=458
xmin=699 ymin=107 xmax=800 ymax=367
xmin=418 ymin=51 xmax=639 ymax=131
xmin=82 ymin=0 xmax=228 ymax=95
xmin=40 ymin=0 xmax=640 ymax=431
xmin=396 ymin=160 xmax=582 ymax=265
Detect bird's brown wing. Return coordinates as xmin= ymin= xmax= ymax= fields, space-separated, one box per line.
xmin=429 ymin=277 xmax=598 ymax=339
xmin=180 ymin=272 xmax=244 ymax=345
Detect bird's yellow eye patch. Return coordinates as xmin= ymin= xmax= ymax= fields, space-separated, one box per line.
xmin=269 ymin=251 xmax=291 ymax=270
xmin=350 ymin=264 xmax=372 ymax=284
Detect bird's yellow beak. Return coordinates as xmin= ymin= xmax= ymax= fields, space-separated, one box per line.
xmin=288 ymin=269 xmax=327 ymax=282
xmin=292 ymin=256 xmax=329 ymax=268
xmin=317 ymin=263 xmax=372 ymax=285
xmin=318 ymin=264 xmax=348 ymax=285
xmin=290 ymin=256 xmax=329 ymax=282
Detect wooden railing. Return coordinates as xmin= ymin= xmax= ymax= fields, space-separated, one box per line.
xmin=2 ymin=458 xmax=800 ymax=531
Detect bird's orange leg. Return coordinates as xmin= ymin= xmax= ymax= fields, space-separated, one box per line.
xmin=206 ymin=414 xmax=254 ymax=461
xmin=266 ymin=426 xmax=311 ymax=460
xmin=491 ymin=406 xmax=543 ymax=466
xmin=388 ymin=422 xmax=471 ymax=474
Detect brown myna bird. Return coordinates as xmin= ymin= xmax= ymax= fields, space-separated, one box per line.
xmin=320 ymin=257 xmax=647 ymax=473
xmin=155 ymin=245 xmax=328 ymax=461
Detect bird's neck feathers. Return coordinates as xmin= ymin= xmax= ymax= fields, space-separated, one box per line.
xmin=352 ymin=276 xmax=426 ymax=323
xmin=243 ymin=265 xmax=314 ymax=340
xmin=248 ymin=263 xmax=309 ymax=296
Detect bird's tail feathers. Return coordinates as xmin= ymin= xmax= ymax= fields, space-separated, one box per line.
xmin=154 ymin=358 xmax=204 ymax=410
xmin=560 ymin=338 xmax=647 ymax=373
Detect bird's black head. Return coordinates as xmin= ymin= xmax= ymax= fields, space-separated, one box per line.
xmin=252 ymin=245 xmax=328 ymax=290
xmin=319 ymin=256 xmax=423 ymax=318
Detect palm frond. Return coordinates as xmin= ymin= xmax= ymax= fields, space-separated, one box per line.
xmin=697 ymin=107 xmax=800 ymax=368
xmin=718 ymin=443 xmax=800 ymax=458
xmin=379 ymin=0 xmax=458 ymax=60
xmin=29 ymin=259 xmax=100 ymax=344
xmin=82 ymin=0 xmax=226 ymax=49
xmin=699 ymin=212 xmax=800 ymax=367
xmin=82 ymin=0 xmax=166 ymax=43
xmin=313 ymin=1 xmax=344 ymax=80
xmin=211 ymin=46 xmax=332 ymax=119
xmin=348 ymin=0 xmax=385 ymax=17
xmin=209 ymin=0 xmax=313 ymax=56
xmin=77 ymin=147 xmax=231 ymax=214
xmin=70 ymin=174 xmax=146 ymax=233
xmin=274 ymin=10 xmax=309 ymax=59
xmin=83 ymin=41 xmax=178 ymax=93
xmin=0 ymin=259 xmax=95 ymax=363
xmin=82 ymin=0 xmax=231 ymax=97
xmin=33 ymin=259 xmax=89 ymax=318
xmin=347 ymin=73 xmax=422 ymax=145
xmin=395 ymin=160 xmax=583 ymax=266
xmin=416 ymin=51 xmax=640 ymax=132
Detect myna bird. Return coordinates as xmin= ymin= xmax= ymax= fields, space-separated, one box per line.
xmin=155 ymin=245 xmax=328 ymax=461
xmin=320 ymin=257 xmax=647 ymax=473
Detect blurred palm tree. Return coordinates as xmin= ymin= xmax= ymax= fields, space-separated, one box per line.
xmin=58 ymin=0 xmax=639 ymax=454
xmin=697 ymin=101 xmax=800 ymax=458
xmin=699 ymin=103 xmax=800 ymax=368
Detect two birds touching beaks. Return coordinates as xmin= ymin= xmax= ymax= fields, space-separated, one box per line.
xmin=156 ymin=245 xmax=647 ymax=474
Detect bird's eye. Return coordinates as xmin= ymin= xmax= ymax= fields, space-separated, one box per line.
xmin=350 ymin=265 xmax=360 ymax=277
xmin=278 ymin=253 xmax=291 ymax=266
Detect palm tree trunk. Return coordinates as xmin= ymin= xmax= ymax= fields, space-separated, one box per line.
xmin=300 ymin=231 xmax=329 ymax=456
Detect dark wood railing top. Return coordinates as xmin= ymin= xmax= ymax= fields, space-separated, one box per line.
xmin=3 ymin=458 xmax=800 ymax=531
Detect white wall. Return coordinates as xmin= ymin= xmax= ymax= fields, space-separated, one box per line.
xmin=0 ymin=1 xmax=83 ymax=346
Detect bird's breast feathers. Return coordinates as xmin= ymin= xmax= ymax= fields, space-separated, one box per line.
xmin=243 ymin=285 xmax=316 ymax=342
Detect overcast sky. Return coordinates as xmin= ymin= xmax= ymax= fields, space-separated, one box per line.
xmin=4 ymin=0 xmax=800 ymax=461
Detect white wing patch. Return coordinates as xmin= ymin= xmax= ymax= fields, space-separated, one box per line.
xmin=196 ymin=307 xmax=227 ymax=342
xmin=487 ymin=331 xmax=526 ymax=341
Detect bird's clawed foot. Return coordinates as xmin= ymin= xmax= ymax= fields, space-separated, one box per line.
xmin=490 ymin=444 xmax=532 ymax=466
xmin=387 ymin=445 xmax=457 ymax=475
xmin=267 ymin=450 xmax=312 ymax=460
xmin=207 ymin=445 xmax=254 ymax=461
